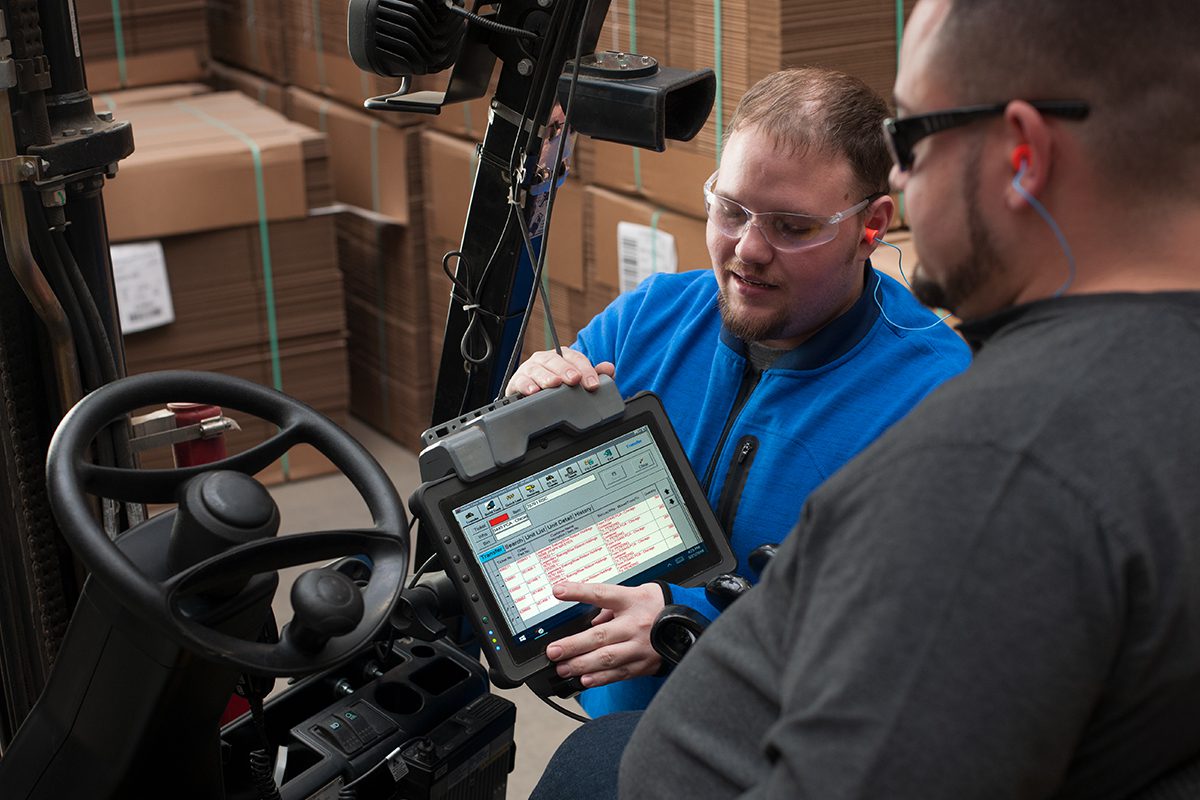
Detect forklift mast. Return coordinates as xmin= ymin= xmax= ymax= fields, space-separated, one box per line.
xmin=0 ymin=0 xmax=134 ymax=749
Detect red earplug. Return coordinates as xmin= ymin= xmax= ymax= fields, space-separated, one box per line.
xmin=865 ymin=227 xmax=881 ymax=243
xmin=1011 ymin=144 xmax=1032 ymax=173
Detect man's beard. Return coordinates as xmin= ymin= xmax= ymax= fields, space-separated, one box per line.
xmin=910 ymin=143 xmax=1005 ymax=315
xmin=716 ymin=267 xmax=791 ymax=343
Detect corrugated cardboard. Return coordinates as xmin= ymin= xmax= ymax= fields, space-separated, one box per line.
xmin=349 ymin=352 xmax=433 ymax=451
xmin=334 ymin=205 xmax=427 ymax=327
xmin=119 ymin=216 xmax=343 ymax=363
xmin=209 ymin=61 xmax=287 ymax=113
xmin=584 ymin=186 xmax=710 ymax=290
xmin=576 ymin=137 xmax=713 ymax=219
xmin=208 ymin=0 xmax=288 ymax=83
xmin=77 ymin=0 xmax=208 ymax=91
xmin=93 ymin=83 xmax=210 ymax=113
xmin=284 ymin=0 xmax=415 ymax=115
xmin=104 ymin=92 xmax=324 ymax=241
xmin=285 ymin=88 xmax=420 ymax=222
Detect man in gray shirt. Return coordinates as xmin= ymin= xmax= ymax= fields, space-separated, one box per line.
xmin=532 ymin=0 xmax=1200 ymax=796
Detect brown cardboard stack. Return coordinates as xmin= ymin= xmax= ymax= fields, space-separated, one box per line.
xmin=285 ymin=87 xmax=422 ymax=221
xmin=77 ymin=0 xmax=208 ymax=91
xmin=280 ymin=85 xmax=434 ymax=449
xmin=284 ymin=0 xmax=404 ymax=110
xmin=209 ymin=61 xmax=287 ymax=113
xmin=685 ymin=0 xmax=909 ymax=161
xmin=208 ymin=0 xmax=288 ymax=83
xmin=92 ymin=83 xmax=211 ymax=114
xmin=332 ymin=207 xmax=433 ymax=450
xmin=574 ymin=0 xmax=914 ymax=245
xmin=106 ymin=91 xmax=346 ymax=481
xmin=597 ymin=0 xmax=668 ymax=69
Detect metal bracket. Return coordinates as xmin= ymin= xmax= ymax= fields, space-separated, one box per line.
xmin=129 ymin=408 xmax=242 ymax=453
xmin=0 ymin=155 xmax=42 ymax=184
xmin=488 ymin=99 xmax=555 ymax=138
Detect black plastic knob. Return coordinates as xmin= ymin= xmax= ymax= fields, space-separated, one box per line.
xmin=704 ymin=573 xmax=753 ymax=611
xmin=284 ymin=568 xmax=365 ymax=653
xmin=650 ymin=604 xmax=713 ymax=668
xmin=747 ymin=544 xmax=779 ymax=578
xmin=167 ymin=471 xmax=280 ymax=585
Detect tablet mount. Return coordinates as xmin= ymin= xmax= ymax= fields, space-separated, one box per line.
xmin=406 ymin=377 xmax=624 ymax=698
xmin=404 ymin=375 xmax=738 ymax=701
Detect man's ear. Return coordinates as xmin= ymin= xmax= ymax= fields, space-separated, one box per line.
xmin=860 ymin=194 xmax=896 ymax=255
xmin=1003 ymin=100 xmax=1054 ymax=209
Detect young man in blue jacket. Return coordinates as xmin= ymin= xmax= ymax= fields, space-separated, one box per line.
xmin=507 ymin=66 xmax=970 ymax=717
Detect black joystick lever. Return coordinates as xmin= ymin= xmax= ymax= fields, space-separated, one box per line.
xmin=167 ymin=470 xmax=281 ymax=596
xmin=284 ymin=568 xmax=366 ymax=654
xmin=747 ymin=544 xmax=778 ymax=578
xmin=704 ymin=573 xmax=753 ymax=612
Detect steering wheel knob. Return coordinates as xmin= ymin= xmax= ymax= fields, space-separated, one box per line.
xmin=168 ymin=471 xmax=281 ymax=579
xmin=199 ymin=471 xmax=276 ymax=529
xmin=285 ymin=568 xmax=366 ymax=653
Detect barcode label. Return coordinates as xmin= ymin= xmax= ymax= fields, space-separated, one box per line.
xmin=615 ymin=222 xmax=678 ymax=294
xmin=111 ymin=240 xmax=175 ymax=334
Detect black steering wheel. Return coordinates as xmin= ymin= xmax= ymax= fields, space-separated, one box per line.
xmin=46 ymin=370 xmax=409 ymax=676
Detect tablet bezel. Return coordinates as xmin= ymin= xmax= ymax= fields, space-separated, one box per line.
xmin=409 ymin=391 xmax=735 ymax=687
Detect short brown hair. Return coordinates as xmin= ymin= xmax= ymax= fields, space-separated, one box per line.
xmin=929 ymin=0 xmax=1200 ymax=196
xmin=728 ymin=67 xmax=893 ymax=198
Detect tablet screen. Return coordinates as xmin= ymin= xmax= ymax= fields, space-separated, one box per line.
xmin=449 ymin=423 xmax=710 ymax=646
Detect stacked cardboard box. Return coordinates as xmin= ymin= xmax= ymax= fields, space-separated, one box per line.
xmin=104 ymin=91 xmax=346 ymax=481
xmin=330 ymin=206 xmax=433 ymax=450
xmin=77 ymin=0 xmax=208 ymax=91
xmin=281 ymin=86 xmax=432 ymax=449
xmin=684 ymin=0 xmax=912 ymax=161
xmin=285 ymin=87 xmax=422 ymax=221
xmin=208 ymin=0 xmax=288 ymax=83
xmin=209 ymin=61 xmax=287 ymax=113
xmin=284 ymin=0 xmax=404 ymax=110
xmin=576 ymin=1 xmax=915 ymax=233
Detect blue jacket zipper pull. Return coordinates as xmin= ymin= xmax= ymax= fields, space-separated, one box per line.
xmin=737 ymin=440 xmax=754 ymax=463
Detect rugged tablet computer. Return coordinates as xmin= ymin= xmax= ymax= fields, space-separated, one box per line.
xmin=408 ymin=377 xmax=735 ymax=697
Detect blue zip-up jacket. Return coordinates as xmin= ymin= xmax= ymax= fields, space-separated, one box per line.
xmin=574 ymin=266 xmax=971 ymax=716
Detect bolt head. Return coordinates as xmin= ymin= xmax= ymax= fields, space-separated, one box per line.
xmin=517 ymin=59 xmax=533 ymax=76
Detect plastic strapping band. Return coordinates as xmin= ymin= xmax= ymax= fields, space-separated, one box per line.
xmin=541 ymin=271 xmax=553 ymax=350
xmin=109 ymin=0 xmax=128 ymax=88
xmin=714 ymin=0 xmax=724 ymax=165
xmin=177 ymin=102 xmax=289 ymax=477
xmin=629 ymin=0 xmax=643 ymax=191
xmin=370 ymin=120 xmax=381 ymax=212
xmin=895 ymin=0 xmax=906 ymax=222
xmin=247 ymin=0 xmax=260 ymax=69
xmin=311 ymin=0 xmax=327 ymax=91
xmin=650 ymin=209 xmax=663 ymax=274
xmin=373 ymin=222 xmax=391 ymax=428
xmin=318 ymin=100 xmax=329 ymax=133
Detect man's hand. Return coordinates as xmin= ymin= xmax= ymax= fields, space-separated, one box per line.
xmin=544 ymin=582 xmax=666 ymax=688
xmin=505 ymin=349 xmax=616 ymax=397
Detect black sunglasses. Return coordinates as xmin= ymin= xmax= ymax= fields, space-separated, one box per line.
xmin=883 ymin=100 xmax=1090 ymax=171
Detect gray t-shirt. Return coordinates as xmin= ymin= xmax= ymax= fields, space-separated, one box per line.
xmin=621 ymin=293 xmax=1200 ymax=799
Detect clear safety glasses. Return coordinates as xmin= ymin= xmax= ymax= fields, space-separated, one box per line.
xmin=702 ymin=171 xmax=881 ymax=252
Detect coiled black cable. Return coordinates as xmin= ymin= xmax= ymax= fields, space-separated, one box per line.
xmin=248 ymin=748 xmax=282 ymax=800
xmin=444 ymin=0 xmax=537 ymax=39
